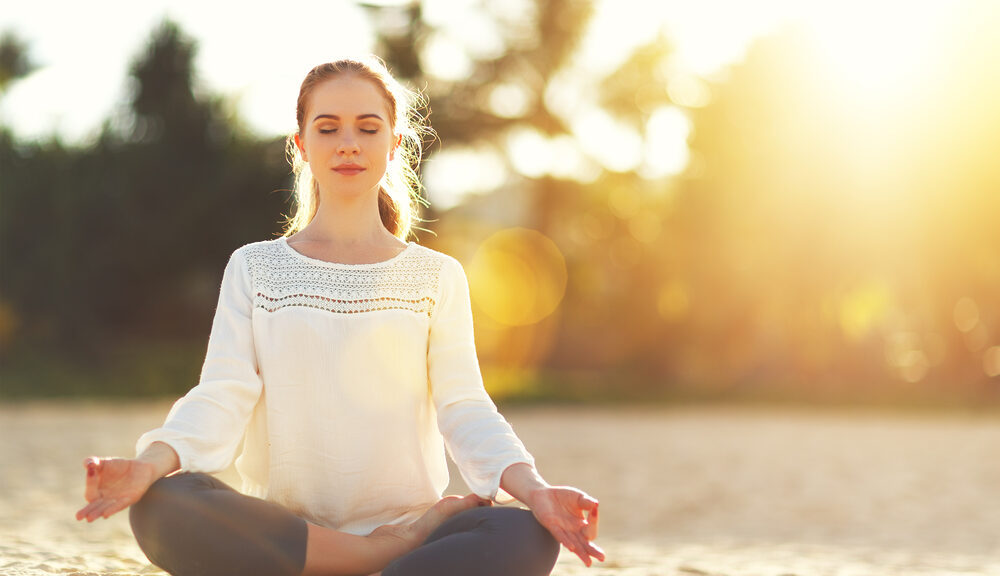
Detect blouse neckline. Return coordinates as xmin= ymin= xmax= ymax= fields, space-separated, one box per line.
xmin=278 ymin=236 xmax=416 ymax=268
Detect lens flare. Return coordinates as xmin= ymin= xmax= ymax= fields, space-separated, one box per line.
xmin=953 ymin=298 xmax=980 ymax=333
xmin=467 ymin=228 xmax=568 ymax=326
xmin=984 ymin=346 xmax=1000 ymax=378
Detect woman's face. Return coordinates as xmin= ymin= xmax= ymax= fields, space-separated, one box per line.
xmin=295 ymin=75 xmax=398 ymax=199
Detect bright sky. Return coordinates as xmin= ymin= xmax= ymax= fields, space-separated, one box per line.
xmin=3 ymin=0 xmax=989 ymax=210
xmin=0 ymin=0 xmax=376 ymax=141
xmin=0 ymin=0 xmax=794 ymax=143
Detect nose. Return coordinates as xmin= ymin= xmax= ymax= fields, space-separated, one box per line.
xmin=337 ymin=136 xmax=360 ymax=157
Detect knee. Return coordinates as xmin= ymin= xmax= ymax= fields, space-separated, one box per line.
xmin=498 ymin=508 xmax=561 ymax=574
xmin=129 ymin=473 xmax=213 ymax=568
xmin=130 ymin=473 xmax=204 ymax=528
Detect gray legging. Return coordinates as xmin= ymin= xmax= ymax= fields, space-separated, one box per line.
xmin=129 ymin=473 xmax=560 ymax=576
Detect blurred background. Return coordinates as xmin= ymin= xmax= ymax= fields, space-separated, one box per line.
xmin=2 ymin=0 xmax=999 ymax=408
xmin=3 ymin=3 xmax=1000 ymax=575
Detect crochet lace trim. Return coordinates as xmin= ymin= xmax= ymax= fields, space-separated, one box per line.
xmin=242 ymin=240 xmax=442 ymax=317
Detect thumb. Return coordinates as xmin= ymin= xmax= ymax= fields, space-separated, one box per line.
xmin=584 ymin=502 xmax=599 ymax=540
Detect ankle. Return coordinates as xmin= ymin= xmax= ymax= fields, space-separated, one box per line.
xmin=367 ymin=523 xmax=422 ymax=556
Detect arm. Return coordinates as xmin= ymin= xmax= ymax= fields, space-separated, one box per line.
xmin=428 ymin=257 xmax=604 ymax=565
xmin=78 ymin=248 xmax=263 ymax=520
xmin=428 ymin=257 xmax=535 ymax=501
xmin=134 ymin=247 xmax=263 ymax=473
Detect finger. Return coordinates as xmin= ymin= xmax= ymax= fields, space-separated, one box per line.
xmin=76 ymin=501 xmax=98 ymax=521
xmin=553 ymin=527 xmax=591 ymax=567
xmin=561 ymin=527 xmax=593 ymax=567
xmin=570 ymin=532 xmax=594 ymax=566
xmin=577 ymin=492 xmax=599 ymax=512
xmin=77 ymin=497 xmax=111 ymax=521
xmin=77 ymin=500 xmax=104 ymax=522
xmin=95 ymin=498 xmax=124 ymax=521
xmin=585 ymin=540 xmax=606 ymax=562
xmin=98 ymin=498 xmax=119 ymax=519
xmin=568 ymin=524 xmax=605 ymax=564
xmin=87 ymin=498 xmax=118 ymax=522
xmin=102 ymin=498 xmax=129 ymax=519
xmin=84 ymin=458 xmax=101 ymax=502
xmin=584 ymin=503 xmax=599 ymax=540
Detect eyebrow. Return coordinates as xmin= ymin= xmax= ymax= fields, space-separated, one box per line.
xmin=312 ymin=113 xmax=384 ymax=122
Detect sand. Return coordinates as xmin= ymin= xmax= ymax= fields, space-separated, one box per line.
xmin=1 ymin=401 xmax=998 ymax=575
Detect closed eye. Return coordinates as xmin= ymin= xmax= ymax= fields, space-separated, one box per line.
xmin=319 ymin=128 xmax=337 ymax=134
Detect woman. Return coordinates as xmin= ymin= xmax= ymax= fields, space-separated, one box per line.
xmin=76 ymin=57 xmax=603 ymax=576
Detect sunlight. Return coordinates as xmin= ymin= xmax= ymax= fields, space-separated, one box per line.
xmin=641 ymin=106 xmax=691 ymax=179
xmin=797 ymin=1 xmax=948 ymax=110
xmin=839 ymin=283 xmax=892 ymax=342
xmin=572 ymin=107 xmax=643 ymax=173
xmin=657 ymin=281 xmax=690 ymax=322
xmin=423 ymin=146 xmax=508 ymax=210
xmin=985 ymin=346 xmax=1000 ymax=378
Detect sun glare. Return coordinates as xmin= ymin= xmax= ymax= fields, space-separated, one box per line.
xmin=797 ymin=1 xmax=949 ymax=110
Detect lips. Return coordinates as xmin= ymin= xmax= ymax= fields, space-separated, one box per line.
xmin=333 ymin=164 xmax=365 ymax=176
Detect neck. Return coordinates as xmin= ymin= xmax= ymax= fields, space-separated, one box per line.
xmin=306 ymin=187 xmax=394 ymax=245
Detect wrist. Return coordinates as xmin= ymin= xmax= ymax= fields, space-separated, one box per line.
xmin=524 ymin=485 xmax=552 ymax=509
xmin=500 ymin=462 xmax=550 ymax=507
xmin=136 ymin=441 xmax=180 ymax=480
xmin=366 ymin=524 xmax=420 ymax=564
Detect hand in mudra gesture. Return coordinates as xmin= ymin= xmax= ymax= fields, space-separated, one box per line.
xmin=76 ymin=457 xmax=157 ymax=522
xmin=529 ymin=486 xmax=603 ymax=566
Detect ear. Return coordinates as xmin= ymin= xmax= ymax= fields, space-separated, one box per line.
xmin=389 ymin=133 xmax=402 ymax=161
xmin=294 ymin=133 xmax=308 ymax=162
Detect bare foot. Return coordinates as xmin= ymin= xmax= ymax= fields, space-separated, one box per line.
xmin=409 ymin=494 xmax=491 ymax=542
xmin=363 ymin=495 xmax=489 ymax=574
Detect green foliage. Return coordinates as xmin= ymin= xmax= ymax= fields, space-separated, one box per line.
xmin=0 ymin=340 xmax=204 ymax=398
xmin=0 ymin=19 xmax=292 ymax=373
xmin=0 ymin=29 xmax=35 ymax=94
xmin=2 ymin=6 xmax=997 ymax=406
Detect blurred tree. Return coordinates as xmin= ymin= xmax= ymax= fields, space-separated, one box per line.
xmin=1 ymin=20 xmax=290 ymax=375
xmin=92 ymin=20 xmax=290 ymax=340
xmin=362 ymin=2 xmax=1000 ymax=403
xmin=362 ymin=2 xmax=711 ymax=394
xmin=0 ymin=30 xmax=35 ymax=94
xmin=679 ymin=27 xmax=1000 ymax=397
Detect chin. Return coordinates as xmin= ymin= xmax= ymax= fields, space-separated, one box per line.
xmin=321 ymin=182 xmax=382 ymax=200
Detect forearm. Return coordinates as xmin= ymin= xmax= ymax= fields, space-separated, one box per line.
xmin=303 ymin=523 xmax=416 ymax=576
xmin=499 ymin=462 xmax=550 ymax=508
xmin=135 ymin=441 xmax=181 ymax=481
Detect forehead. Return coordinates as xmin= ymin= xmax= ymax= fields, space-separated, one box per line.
xmin=306 ymin=75 xmax=392 ymax=121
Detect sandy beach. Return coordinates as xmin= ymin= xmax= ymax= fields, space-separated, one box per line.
xmin=1 ymin=401 xmax=998 ymax=575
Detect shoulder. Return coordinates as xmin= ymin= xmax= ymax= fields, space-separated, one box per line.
xmin=407 ymin=243 xmax=460 ymax=267
xmin=231 ymin=237 xmax=285 ymax=261
xmin=212 ymin=239 xmax=288 ymax=288
xmin=407 ymin=243 xmax=467 ymax=283
xmin=226 ymin=237 xmax=291 ymax=272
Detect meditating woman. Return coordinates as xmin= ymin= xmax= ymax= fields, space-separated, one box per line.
xmin=77 ymin=56 xmax=603 ymax=576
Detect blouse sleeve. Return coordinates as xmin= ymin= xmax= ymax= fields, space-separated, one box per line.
xmin=428 ymin=256 xmax=535 ymax=502
xmin=135 ymin=247 xmax=263 ymax=474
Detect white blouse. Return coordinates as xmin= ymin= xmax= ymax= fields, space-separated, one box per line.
xmin=136 ymin=237 xmax=534 ymax=535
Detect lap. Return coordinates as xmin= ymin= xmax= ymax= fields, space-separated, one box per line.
xmin=130 ymin=475 xmax=557 ymax=576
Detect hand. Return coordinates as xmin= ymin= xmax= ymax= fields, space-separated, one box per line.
xmin=528 ymin=486 xmax=604 ymax=567
xmin=75 ymin=457 xmax=157 ymax=522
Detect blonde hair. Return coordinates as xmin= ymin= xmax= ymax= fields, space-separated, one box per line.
xmin=283 ymin=56 xmax=430 ymax=239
